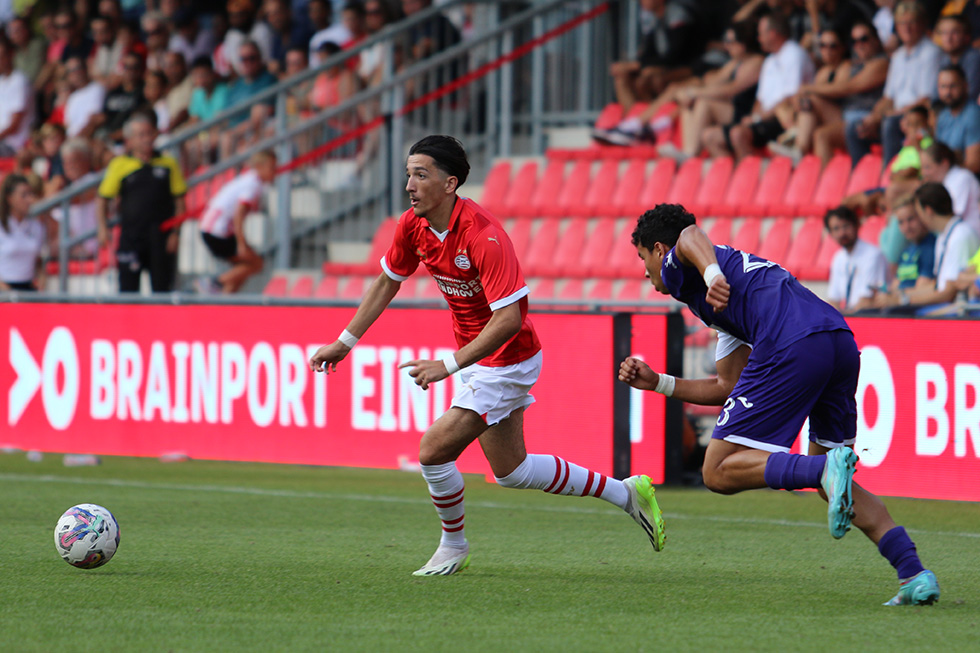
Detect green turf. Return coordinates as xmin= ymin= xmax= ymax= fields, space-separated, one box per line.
xmin=1 ymin=454 xmax=976 ymax=652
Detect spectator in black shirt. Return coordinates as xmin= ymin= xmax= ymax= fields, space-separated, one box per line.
xmin=93 ymin=52 xmax=146 ymax=147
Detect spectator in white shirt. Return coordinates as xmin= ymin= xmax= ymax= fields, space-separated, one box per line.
xmin=920 ymin=141 xmax=980 ymax=237
xmin=63 ymin=56 xmax=106 ymax=138
xmin=897 ymin=182 xmax=980 ymax=308
xmin=0 ymin=36 xmax=32 ymax=157
xmin=826 ymin=205 xmax=889 ymax=312
xmin=704 ymin=11 xmax=814 ymax=161
xmin=0 ymin=174 xmax=46 ymax=291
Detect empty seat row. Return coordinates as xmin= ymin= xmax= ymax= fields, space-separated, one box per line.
xmin=479 ymin=152 xmax=884 ymax=222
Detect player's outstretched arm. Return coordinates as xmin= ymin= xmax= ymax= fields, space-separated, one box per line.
xmin=618 ymin=345 xmax=749 ymax=406
xmin=401 ymin=302 xmax=523 ymax=390
xmin=675 ymin=225 xmax=730 ymax=312
xmin=309 ymin=273 xmax=401 ymax=373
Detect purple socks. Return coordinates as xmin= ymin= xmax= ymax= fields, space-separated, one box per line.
xmin=878 ymin=526 xmax=925 ymax=580
xmin=763 ymin=452 xmax=826 ymax=490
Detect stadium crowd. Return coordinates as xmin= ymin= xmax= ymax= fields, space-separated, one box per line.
xmin=594 ymin=0 xmax=980 ymax=316
xmin=0 ymin=0 xmax=468 ymax=292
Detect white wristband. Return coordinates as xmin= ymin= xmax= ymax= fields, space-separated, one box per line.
xmin=338 ymin=329 xmax=359 ymax=348
xmin=703 ymin=263 xmax=723 ymax=287
xmin=442 ymin=353 xmax=460 ymax=375
xmin=654 ymin=373 xmax=675 ymax=397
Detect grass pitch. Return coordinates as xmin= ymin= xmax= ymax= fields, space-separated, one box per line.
xmin=1 ymin=454 xmax=977 ymax=652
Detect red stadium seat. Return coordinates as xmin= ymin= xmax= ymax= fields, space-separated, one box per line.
xmin=799 ymin=230 xmax=839 ymax=281
xmin=557 ymin=278 xmax=585 ymax=300
xmin=783 ymin=217 xmax=823 ymax=278
xmin=595 ymin=220 xmax=635 ymax=278
xmin=500 ymin=161 xmax=539 ymax=218
xmin=798 ymin=154 xmax=851 ymax=217
xmin=339 ymin=276 xmax=369 ymax=300
xmin=322 ymin=218 xmax=396 ymax=276
xmin=582 ymin=160 xmax=622 ymax=217
xmin=314 ymin=276 xmax=339 ymax=298
xmin=616 ymin=278 xmax=646 ymax=301
xmin=860 ymin=214 xmax=886 ymax=244
xmin=626 ymin=158 xmax=677 ymax=216
xmin=288 ymin=275 xmax=314 ymax=298
xmin=538 ymin=218 xmax=588 ymax=278
xmin=522 ymin=159 xmax=566 ymax=218
xmin=586 ymin=278 xmax=615 ymax=300
xmin=689 ymin=156 xmax=733 ymax=217
xmin=711 ymin=156 xmax=762 ymax=217
xmin=706 ymin=217 xmax=734 ymax=246
xmin=263 ymin=276 xmax=290 ymax=296
xmin=844 ymin=154 xmax=883 ymax=196
xmin=530 ymin=278 xmax=556 ymax=301
xmin=477 ymin=160 xmax=512 ymax=216
xmin=506 ymin=218 xmax=533 ymax=262
xmin=768 ymin=155 xmax=821 ymax=217
xmin=594 ymin=103 xmax=625 ymax=129
xmin=547 ymin=159 xmax=593 ymax=217
xmin=605 ymin=159 xmax=648 ymax=217
xmin=523 ymin=219 xmax=561 ymax=277
xmin=756 ymin=219 xmax=792 ymax=263
xmin=730 ymin=218 xmax=762 ymax=254
xmin=665 ymin=157 xmax=703 ymax=208
xmin=742 ymin=156 xmax=792 ymax=217
xmin=578 ymin=219 xmax=619 ymax=278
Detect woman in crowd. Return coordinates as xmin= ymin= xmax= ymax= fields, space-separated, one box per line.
xmin=0 ymin=175 xmax=47 ymax=292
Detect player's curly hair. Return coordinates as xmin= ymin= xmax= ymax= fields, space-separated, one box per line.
xmin=631 ymin=203 xmax=697 ymax=250
xmin=409 ymin=135 xmax=470 ymax=187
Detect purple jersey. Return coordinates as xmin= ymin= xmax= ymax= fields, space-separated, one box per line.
xmin=661 ymin=245 xmax=849 ymax=356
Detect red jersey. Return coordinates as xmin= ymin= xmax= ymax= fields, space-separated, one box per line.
xmin=381 ymin=196 xmax=541 ymax=367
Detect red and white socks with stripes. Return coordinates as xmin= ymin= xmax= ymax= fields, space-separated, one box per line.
xmin=495 ymin=454 xmax=629 ymax=510
xmin=421 ymin=455 xmax=629 ymax=551
xmin=420 ymin=461 xmax=468 ymax=548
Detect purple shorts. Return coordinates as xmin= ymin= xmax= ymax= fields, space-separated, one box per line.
xmin=712 ymin=329 xmax=859 ymax=453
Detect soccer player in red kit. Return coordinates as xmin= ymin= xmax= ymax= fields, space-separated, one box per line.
xmin=310 ymin=136 xmax=665 ymax=575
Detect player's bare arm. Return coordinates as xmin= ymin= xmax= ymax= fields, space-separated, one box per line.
xmin=618 ymin=344 xmax=749 ymax=405
xmin=401 ymin=301 xmax=523 ymax=390
xmin=675 ymin=225 xmax=730 ymax=311
xmin=309 ymin=273 xmax=402 ymax=373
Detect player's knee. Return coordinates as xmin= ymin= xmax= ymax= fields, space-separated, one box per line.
xmin=701 ymin=465 xmax=739 ymax=495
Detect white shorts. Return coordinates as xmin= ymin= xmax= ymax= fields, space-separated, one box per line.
xmin=451 ymin=350 xmax=542 ymax=426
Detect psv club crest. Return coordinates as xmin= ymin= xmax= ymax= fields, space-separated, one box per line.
xmin=454 ymin=248 xmax=471 ymax=270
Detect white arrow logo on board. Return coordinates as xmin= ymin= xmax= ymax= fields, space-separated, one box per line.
xmin=8 ymin=327 xmax=42 ymax=426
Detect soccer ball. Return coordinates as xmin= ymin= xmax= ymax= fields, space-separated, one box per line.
xmin=53 ymin=504 xmax=120 ymax=569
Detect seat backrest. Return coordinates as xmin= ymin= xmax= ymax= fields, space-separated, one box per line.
xmin=526 ymin=159 xmax=567 ymax=217
xmin=844 ymin=153 xmax=883 ymax=196
xmin=756 ymin=219 xmax=792 ymax=263
xmin=288 ymin=275 xmax=314 ymax=298
xmin=553 ymin=160 xmax=595 ymax=215
xmin=579 ymin=219 xmax=619 ymax=277
xmin=731 ymin=218 xmax=762 ymax=254
xmin=582 ymin=160 xmax=622 ymax=216
xmin=750 ymin=156 xmax=792 ymax=215
xmin=706 ymin=217 xmax=733 ymax=245
xmin=784 ymin=217 xmax=823 ymax=276
xmin=478 ymin=160 xmax=512 ymax=214
xmin=777 ymin=155 xmax=822 ymax=214
xmin=263 ymin=276 xmax=290 ymax=296
xmin=723 ymin=155 xmax=762 ymax=209
xmin=545 ymin=218 xmax=589 ymax=278
xmin=522 ymin=219 xmax=561 ymax=276
xmin=501 ymin=160 xmax=539 ymax=217
xmin=666 ymin=157 xmax=703 ymax=207
xmin=633 ymin=158 xmax=677 ymax=212
xmin=608 ymin=159 xmax=648 ymax=217
xmin=314 ymin=276 xmax=339 ymax=297
xmin=693 ymin=156 xmax=733 ymax=211
xmin=809 ymin=154 xmax=852 ymax=208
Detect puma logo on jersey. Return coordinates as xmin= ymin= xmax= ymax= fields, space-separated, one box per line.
xmin=487 ymin=237 xmax=499 ymax=244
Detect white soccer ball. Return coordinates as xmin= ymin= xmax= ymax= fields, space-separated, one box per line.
xmin=54 ymin=504 xmax=120 ymax=569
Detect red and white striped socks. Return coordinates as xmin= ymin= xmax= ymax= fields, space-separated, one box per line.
xmin=420 ymin=461 xmax=467 ymax=547
xmin=495 ymin=454 xmax=628 ymax=509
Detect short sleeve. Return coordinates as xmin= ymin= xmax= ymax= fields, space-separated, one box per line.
xmin=98 ymin=158 xmax=122 ymax=199
xmin=468 ymin=224 xmax=527 ymax=310
xmin=380 ymin=214 xmax=420 ymax=281
xmin=166 ymin=157 xmax=187 ymax=197
xmin=827 ymin=251 xmax=846 ymax=302
xmin=715 ymin=330 xmax=751 ymax=361
xmin=660 ymin=247 xmax=700 ymax=300
xmin=240 ymin=176 xmax=264 ymax=208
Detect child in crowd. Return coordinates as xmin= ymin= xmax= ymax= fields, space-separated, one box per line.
xmin=196 ymin=150 xmax=277 ymax=294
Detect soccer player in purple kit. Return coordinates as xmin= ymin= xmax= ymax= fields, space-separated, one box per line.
xmin=619 ymin=203 xmax=940 ymax=606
